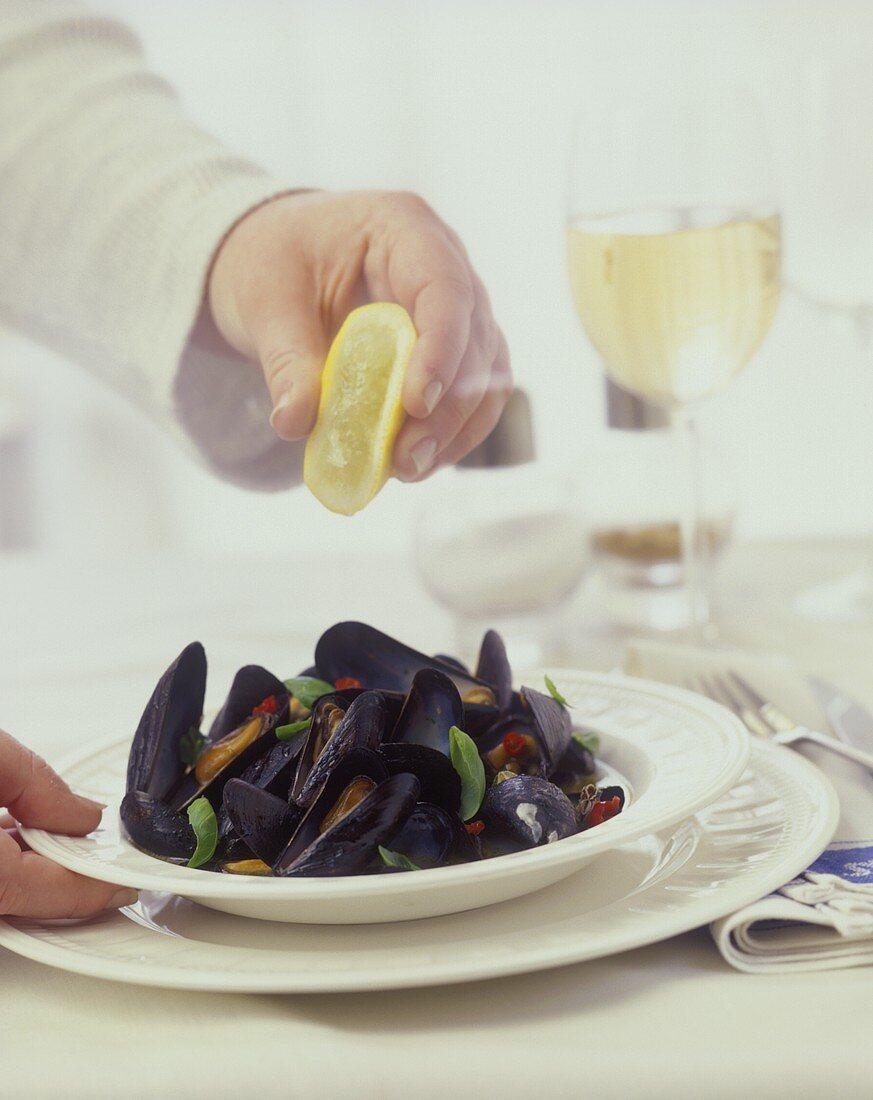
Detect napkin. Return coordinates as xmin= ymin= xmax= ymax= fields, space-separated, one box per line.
xmin=623 ymin=638 xmax=873 ymax=973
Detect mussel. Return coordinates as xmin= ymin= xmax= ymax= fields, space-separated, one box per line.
xmin=120 ymin=790 xmax=195 ymax=860
xmin=474 ymin=630 xmax=512 ymax=711
xmin=223 ymin=780 xmax=299 ymax=865
xmin=275 ymin=750 xmax=416 ymax=877
xmin=292 ymin=691 xmax=386 ymax=808
xmin=208 ymin=664 xmax=289 ymax=741
xmin=391 ymin=669 xmax=462 ymax=756
xmin=480 ymin=775 xmax=578 ymax=848
xmin=378 ymin=742 xmax=461 ymax=814
xmin=388 ymin=802 xmax=476 ymax=868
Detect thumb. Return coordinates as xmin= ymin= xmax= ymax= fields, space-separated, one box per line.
xmin=254 ymin=305 xmax=328 ymax=442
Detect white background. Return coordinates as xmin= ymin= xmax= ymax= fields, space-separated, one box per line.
xmin=1 ymin=0 xmax=872 ymax=555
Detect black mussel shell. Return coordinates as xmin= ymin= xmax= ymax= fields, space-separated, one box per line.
xmin=314 ymin=621 xmax=487 ymax=695
xmin=474 ymin=630 xmax=512 ymax=711
xmin=434 ymin=654 xmax=469 ymax=673
xmin=120 ymin=790 xmax=195 ymax=860
xmin=275 ymin=755 xmax=412 ymax=877
xmin=216 ymin=737 xmax=305 ymax=851
xmin=296 ymin=665 xmax=320 ymax=678
xmin=462 ymin=702 xmax=503 ymax=739
xmin=378 ymin=742 xmax=461 ymax=814
xmin=289 ymin=692 xmax=348 ymax=803
xmin=480 ymin=775 xmax=578 ymax=848
xmin=208 ymin=664 xmax=289 ymax=742
xmin=168 ymin=712 xmax=279 ymax=813
xmin=293 ymin=691 xmax=386 ymax=808
xmin=520 ymin=686 xmax=572 ymax=777
xmin=126 ymin=642 xmax=206 ymax=800
xmin=388 ymin=802 xmax=468 ymax=869
xmin=474 ymin=715 xmax=541 ymax=777
xmin=551 ymin=739 xmax=596 ymax=793
xmin=223 ymin=780 xmax=299 ymax=865
xmin=391 ymin=669 xmax=463 ymax=756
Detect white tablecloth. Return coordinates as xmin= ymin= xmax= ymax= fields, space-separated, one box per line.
xmin=1 ymin=541 xmax=871 ymax=1099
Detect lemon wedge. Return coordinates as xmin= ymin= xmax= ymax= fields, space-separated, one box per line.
xmin=304 ymin=303 xmax=417 ymax=515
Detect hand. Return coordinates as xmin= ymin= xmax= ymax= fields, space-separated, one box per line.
xmin=0 ymin=730 xmax=137 ymax=918
xmin=208 ymin=190 xmax=512 ymax=480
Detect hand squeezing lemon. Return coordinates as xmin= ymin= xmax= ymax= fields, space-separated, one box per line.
xmin=304 ymin=303 xmax=417 ymax=516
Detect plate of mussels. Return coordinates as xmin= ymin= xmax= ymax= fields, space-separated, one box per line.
xmin=21 ymin=622 xmax=750 ymax=924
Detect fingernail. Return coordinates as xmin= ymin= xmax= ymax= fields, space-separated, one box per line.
xmin=81 ymin=796 xmax=107 ymax=811
xmin=410 ymin=437 xmax=438 ymax=475
xmin=269 ymin=389 xmax=293 ymax=429
xmin=108 ymin=889 xmax=138 ymax=909
xmin=423 ymin=381 xmax=443 ymax=413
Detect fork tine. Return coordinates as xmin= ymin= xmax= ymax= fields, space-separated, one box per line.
xmin=693 ymin=672 xmax=771 ymax=738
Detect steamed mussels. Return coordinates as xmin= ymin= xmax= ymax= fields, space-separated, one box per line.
xmin=120 ymin=623 xmax=626 ymax=877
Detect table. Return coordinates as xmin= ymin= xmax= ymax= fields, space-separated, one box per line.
xmin=1 ymin=540 xmax=871 ymax=1099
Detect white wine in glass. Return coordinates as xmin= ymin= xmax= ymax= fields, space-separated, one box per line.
xmin=567 ymin=86 xmax=781 ymax=635
xmin=568 ymin=209 xmax=781 ymax=407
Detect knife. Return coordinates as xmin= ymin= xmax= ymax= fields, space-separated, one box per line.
xmin=807 ymin=674 xmax=873 ymax=760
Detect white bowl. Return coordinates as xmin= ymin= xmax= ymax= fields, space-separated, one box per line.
xmin=22 ymin=669 xmax=750 ymax=924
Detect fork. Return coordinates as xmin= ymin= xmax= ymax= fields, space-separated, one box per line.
xmin=691 ymin=669 xmax=873 ymax=772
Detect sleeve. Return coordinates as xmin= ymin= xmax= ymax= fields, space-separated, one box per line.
xmin=0 ymin=0 xmax=305 ymax=490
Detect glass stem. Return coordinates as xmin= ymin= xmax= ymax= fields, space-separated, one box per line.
xmin=673 ymin=406 xmax=711 ymax=641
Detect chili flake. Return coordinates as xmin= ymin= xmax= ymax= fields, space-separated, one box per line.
xmin=586 ymin=795 xmax=622 ymax=829
xmin=335 ymin=677 xmax=362 ymax=690
xmin=252 ymin=695 xmax=279 ymax=716
xmin=502 ymin=731 xmax=527 ymax=757
xmin=464 ymin=820 xmax=485 ymax=836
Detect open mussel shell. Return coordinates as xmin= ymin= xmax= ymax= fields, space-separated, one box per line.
xmin=126 ymin=641 xmax=206 ymax=800
xmin=391 ymin=669 xmax=463 ymax=757
xmin=168 ymin=711 xmax=279 ymax=813
xmin=474 ymin=630 xmax=512 ymax=711
xmin=223 ymin=780 xmax=300 ymax=866
xmin=480 ymin=775 xmax=578 ymax=848
xmin=314 ymin=621 xmax=488 ymax=695
xmin=275 ymin=750 xmax=412 ymax=877
xmin=120 ymin=790 xmax=195 ymax=861
xmin=208 ymin=664 xmax=289 ymax=742
xmin=378 ymin=742 xmax=461 ymax=814
xmin=216 ymin=737 xmax=306 ymax=853
xmin=520 ymin=686 xmax=572 ymax=776
xmin=388 ymin=802 xmax=475 ymax=869
xmin=293 ymin=691 xmax=387 ymax=808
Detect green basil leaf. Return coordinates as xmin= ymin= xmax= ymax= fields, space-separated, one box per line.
xmin=449 ymin=725 xmax=486 ymax=821
xmin=283 ymin=676 xmax=336 ymax=709
xmin=179 ymin=725 xmax=205 ymax=766
xmin=378 ymin=845 xmax=422 ymax=872
xmin=186 ymin=797 xmax=218 ymax=869
xmin=275 ymin=718 xmax=312 ymax=741
xmin=544 ymin=675 xmax=573 ymax=708
xmin=573 ymin=730 xmax=600 ymax=755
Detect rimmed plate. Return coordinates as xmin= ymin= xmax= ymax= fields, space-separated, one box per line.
xmin=0 ymin=742 xmax=837 ymax=992
xmin=21 ymin=670 xmax=750 ymax=923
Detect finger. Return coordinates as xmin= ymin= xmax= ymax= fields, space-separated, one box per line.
xmin=0 ymin=730 xmax=103 ymax=835
xmin=0 ymin=831 xmax=137 ymax=919
xmin=370 ymin=212 xmax=475 ymax=419
xmin=393 ymin=285 xmax=498 ymax=479
xmin=0 ymin=813 xmax=15 ymax=830
xmin=250 ymin=287 xmax=329 ymax=441
xmin=416 ymin=330 xmax=513 ymax=477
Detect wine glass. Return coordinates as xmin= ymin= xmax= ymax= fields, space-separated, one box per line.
xmin=567 ymin=81 xmax=781 ymax=638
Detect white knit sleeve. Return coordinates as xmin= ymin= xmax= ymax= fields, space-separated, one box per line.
xmin=0 ymin=0 xmax=304 ymax=489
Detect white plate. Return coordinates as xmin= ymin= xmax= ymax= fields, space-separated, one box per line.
xmin=21 ymin=671 xmax=749 ymax=923
xmin=1 ymin=742 xmax=837 ymax=992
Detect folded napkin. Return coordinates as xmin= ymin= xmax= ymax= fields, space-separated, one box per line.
xmin=624 ymin=639 xmax=873 ymax=973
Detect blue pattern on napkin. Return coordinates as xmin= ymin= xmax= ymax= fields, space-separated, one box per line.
xmin=807 ymin=842 xmax=873 ymax=883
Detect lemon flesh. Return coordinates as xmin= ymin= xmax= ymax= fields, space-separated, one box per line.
xmin=304 ymin=303 xmax=417 ymax=516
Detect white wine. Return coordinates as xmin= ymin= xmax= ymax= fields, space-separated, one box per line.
xmin=568 ymin=211 xmax=781 ymax=405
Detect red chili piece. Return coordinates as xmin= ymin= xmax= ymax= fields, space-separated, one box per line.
xmin=464 ymin=820 xmax=485 ymax=836
xmin=502 ymin=732 xmax=527 ymax=757
xmin=252 ymin=695 xmax=279 ymax=716
xmin=587 ymin=795 xmax=621 ymax=829
xmin=335 ymin=677 xmax=362 ymax=690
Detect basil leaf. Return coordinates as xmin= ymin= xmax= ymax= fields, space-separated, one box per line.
xmin=179 ymin=725 xmax=205 ymax=766
xmin=378 ymin=845 xmax=421 ymax=872
xmin=449 ymin=725 xmax=486 ymax=821
xmin=186 ymin=797 xmax=218 ymax=869
xmin=283 ymin=676 xmax=335 ymax=709
xmin=573 ymin=730 xmax=600 ymax=755
xmin=276 ymin=718 xmax=312 ymax=741
xmin=544 ymin=675 xmax=573 ymax=708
